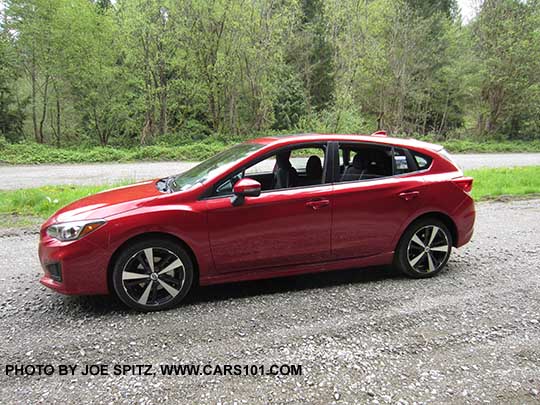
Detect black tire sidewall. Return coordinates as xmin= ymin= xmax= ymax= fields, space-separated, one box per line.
xmin=112 ymin=238 xmax=194 ymax=311
xmin=395 ymin=218 xmax=453 ymax=278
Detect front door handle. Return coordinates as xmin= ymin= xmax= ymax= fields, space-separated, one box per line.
xmin=398 ymin=191 xmax=420 ymax=201
xmin=306 ymin=199 xmax=330 ymax=210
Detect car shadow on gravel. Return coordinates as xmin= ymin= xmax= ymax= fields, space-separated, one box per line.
xmin=57 ymin=294 xmax=127 ymax=315
xmin=56 ymin=265 xmax=405 ymax=315
xmin=185 ymin=265 xmax=403 ymax=306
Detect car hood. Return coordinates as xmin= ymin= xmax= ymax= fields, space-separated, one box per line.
xmin=45 ymin=180 xmax=162 ymax=226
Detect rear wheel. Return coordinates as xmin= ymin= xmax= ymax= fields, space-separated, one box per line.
xmin=112 ymin=238 xmax=194 ymax=311
xmin=395 ymin=218 xmax=452 ymax=278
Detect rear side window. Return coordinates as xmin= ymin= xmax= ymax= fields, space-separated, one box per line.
xmin=393 ymin=148 xmax=412 ymax=174
xmin=412 ymin=151 xmax=432 ymax=170
xmin=338 ymin=144 xmax=394 ymax=182
xmin=393 ymin=148 xmax=432 ymax=174
xmin=336 ymin=143 xmax=433 ymax=183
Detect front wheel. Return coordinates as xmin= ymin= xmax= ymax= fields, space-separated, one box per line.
xmin=394 ymin=218 xmax=453 ymax=278
xmin=112 ymin=238 xmax=194 ymax=311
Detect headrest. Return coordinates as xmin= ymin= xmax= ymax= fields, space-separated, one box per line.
xmin=364 ymin=149 xmax=387 ymax=166
xmin=306 ymin=155 xmax=323 ymax=178
xmin=352 ymin=153 xmax=364 ymax=169
xmin=276 ymin=151 xmax=292 ymax=168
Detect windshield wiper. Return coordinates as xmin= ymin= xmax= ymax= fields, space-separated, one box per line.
xmin=165 ymin=176 xmax=177 ymax=192
xmin=156 ymin=176 xmax=176 ymax=193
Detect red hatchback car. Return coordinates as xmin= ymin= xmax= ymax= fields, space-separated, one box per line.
xmin=39 ymin=134 xmax=475 ymax=311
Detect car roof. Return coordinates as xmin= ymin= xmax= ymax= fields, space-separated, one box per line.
xmin=247 ymin=133 xmax=443 ymax=152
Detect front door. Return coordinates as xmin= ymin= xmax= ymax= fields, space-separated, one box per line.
xmin=206 ymin=186 xmax=333 ymax=273
xmin=205 ymin=143 xmax=333 ymax=273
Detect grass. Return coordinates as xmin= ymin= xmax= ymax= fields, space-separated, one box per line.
xmin=440 ymin=139 xmax=540 ymax=153
xmin=466 ymin=166 xmax=540 ymax=200
xmin=1 ymin=138 xmax=540 ymax=164
xmin=0 ymin=184 xmax=123 ymax=219
xmin=1 ymin=167 xmax=539 ymax=227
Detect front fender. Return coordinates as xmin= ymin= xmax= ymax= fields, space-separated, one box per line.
xmin=105 ymin=201 xmax=214 ymax=279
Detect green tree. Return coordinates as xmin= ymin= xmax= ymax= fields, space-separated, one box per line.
xmin=325 ymin=0 xmax=468 ymax=135
xmin=2 ymin=0 xmax=540 ymax=147
xmin=62 ymin=0 xmax=126 ymax=146
xmin=117 ymin=0 xmax=178 ymax=143
xmin=0 ymin=17 xmax=25 ymax=141
xmin=472 ymin=0 xmax=540 ymax=138
xmin=6 ymin=0 xmax=63 ymax=143
xmin=160 ymin=0 xmax=298 ymax=135
xmin=288 ymin=0 xmax=334 ymax=113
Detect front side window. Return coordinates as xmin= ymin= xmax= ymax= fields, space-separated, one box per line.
xmin=244 ymin=156 xmax=276 ymax=176
xmin=212 ymin=144 xmax=327 ymax=196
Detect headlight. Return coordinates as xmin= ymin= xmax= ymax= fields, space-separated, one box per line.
xmin=46 ymin=220 xmax=106 ymax=241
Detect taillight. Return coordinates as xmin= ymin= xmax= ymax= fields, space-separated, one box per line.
xmin=452 ymin=177 xmax=473 ymax=193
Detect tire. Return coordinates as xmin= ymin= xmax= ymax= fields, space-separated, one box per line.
xmin=112 ymin=237 xmax=194 ymax=311
xmin=394 ymin=218 xmax=453 ymax=278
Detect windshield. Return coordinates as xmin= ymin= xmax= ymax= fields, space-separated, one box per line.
xmin=168 ymin=143 xmax=264 ymax=192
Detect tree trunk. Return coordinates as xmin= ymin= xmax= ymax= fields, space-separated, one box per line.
xmin=93 ymin=106 xmax=108 ymax=146
xmin=484 ymin=85 xmax=505 ymax=134
xmin=31 ymin=63 xmax=39 ymax=143
xmin=476 ymin=113 xmax=485 ymax=136
xmin=56 ymin=96 xmax=61 ymax=146
xmin=437 ymin=91 xmax=450 ymax=135
xmin=54 ymin=81 xmax=61 ymax=147
xmin=377 ymin=86 xmax=385 ymax=130
xmin=158 ymin=56 xmax=167 ymax=136
xmin=141 ymin=32 xmax=156 ymax=144
xmin=208 ymin=89 xmax=220 ymax=132
xmin=38 ymin=75 xmax=50 ymax=144
xmin=141 ymin=111 xmax=154 ymax=145
xmin=375 ymin=112 xmax=382 ymax=131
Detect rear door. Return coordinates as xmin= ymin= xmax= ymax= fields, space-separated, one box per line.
xmin=330 ymin=143 xmax=424 ymax=259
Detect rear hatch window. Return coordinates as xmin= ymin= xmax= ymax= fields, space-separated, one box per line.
xmin=439 ymin=148 xmax=461 ymax=169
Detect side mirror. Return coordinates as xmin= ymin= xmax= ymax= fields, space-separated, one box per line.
xmin=231 ymin=178 xmax=261 ymax=206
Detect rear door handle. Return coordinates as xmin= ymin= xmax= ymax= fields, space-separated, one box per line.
xmin=306 ymin=199 xmax=330 ymax=210
xmin=398 ymin=191 xmax=420 ymax=201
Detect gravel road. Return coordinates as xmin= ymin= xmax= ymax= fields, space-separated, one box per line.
xmin=0 ymin=199 xmax=539 ymax=403
xmin=1 ymin=153 xmax=540 ymax=190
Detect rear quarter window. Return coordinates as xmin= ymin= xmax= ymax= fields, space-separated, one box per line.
xmin=393 ymin=148 xmax=433 ymax=174
xmin=412 ymin=152 xmax=432 ymax=170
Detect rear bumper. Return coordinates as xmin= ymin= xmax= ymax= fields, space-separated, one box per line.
xmin=38 ymin=234 xmax=111 ymax=295
xmin=453 ymin=195 xmax=475 ymax=248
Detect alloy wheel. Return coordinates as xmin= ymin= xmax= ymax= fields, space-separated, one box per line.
xmin=121 ymin=247 xmax=185 ymax=307
xmin=406 ymin=225 xmax=450 ymax=274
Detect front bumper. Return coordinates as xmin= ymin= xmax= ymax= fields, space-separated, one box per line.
xmin=38 ymin=231 xmax=111 ymax=296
